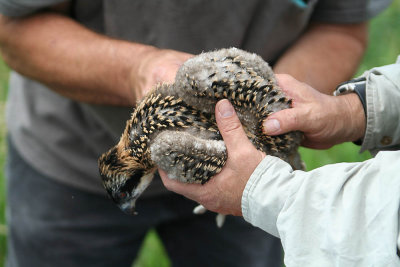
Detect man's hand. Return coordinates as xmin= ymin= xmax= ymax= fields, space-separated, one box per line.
xmin=263 ymin=74 xmax=366 ymax=149
xmin=129 ymin=48 xmax=193 ymax=100
xmin=159 ymin=99 xmax=265 ymax=216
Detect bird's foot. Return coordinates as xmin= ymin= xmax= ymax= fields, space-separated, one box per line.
xmin=193 ymin=204 xmax=208 ymax=214
xmin=193 ymin=204 xmax=226 ymax=228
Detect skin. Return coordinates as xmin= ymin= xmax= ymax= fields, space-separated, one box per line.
xmin=0 ymin=1 xmax=368 ymax=215
xmin=264 ymin=74 xmax=366 ymax=149
xmin=161 ymin=99 xmax=266 ymax=216
xmin=160 ymin=76 xmax=366 ymax=216
xmin=0 ymin=3 xmax=367 ymax=107
xmin=0 ymin=5 xmax=192 ymax=106
xmin=274 ymin=22 xmax=368 ymax=95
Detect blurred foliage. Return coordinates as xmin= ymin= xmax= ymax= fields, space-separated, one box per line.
xmin=0 ymin=50 xmax=9 ymax=265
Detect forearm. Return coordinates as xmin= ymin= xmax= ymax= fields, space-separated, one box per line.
xmin=274 ymin=22 xmax=367 ymax=94
xmin=0 ymin=13 xmax=153 ymax=106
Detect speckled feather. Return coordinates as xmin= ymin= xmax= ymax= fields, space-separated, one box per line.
xmin=98 ymin=48 xmax=303 ymax=215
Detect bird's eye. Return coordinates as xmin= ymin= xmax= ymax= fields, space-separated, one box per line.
xmin=118 ymin=192 xmax=127 ymax=199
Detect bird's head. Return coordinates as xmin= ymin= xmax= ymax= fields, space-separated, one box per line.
xmin=98 ymin=146 xmax=155 ymax=215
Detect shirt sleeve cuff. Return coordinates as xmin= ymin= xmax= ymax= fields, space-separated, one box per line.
xmin=242 ymin=155 xmax=296 ymax=237
xmin=360 ymin=59 xmax=400 ymax=153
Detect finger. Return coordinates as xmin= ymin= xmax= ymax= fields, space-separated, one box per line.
xmin=263 ymin=108 xmax=300 ymax=135
xmin=161 ymin=62 xmax=183 ymax=84
xmin=215 ymin=99 xmax=252 ymax=152
xmin=158 ymin=169 xmax=170 ymax=183
xmin=275 ymin=73 xmax=309 ymax=101
xmin=158 ymin=168 xmax=183 ymax=189
xmin=158 ymin=168 xmax=201 ymax=194
xmin=275 ymin=73 xmax=296 ymax=86
xmin=275 ymin=74 xmax=298 ymax=95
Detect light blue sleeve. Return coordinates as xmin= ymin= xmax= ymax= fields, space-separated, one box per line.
xmin=0 ymin=0 xmax=66 ymax=17
xmin=360 ymin=56 xmax=400 ymax=154
xmin=242 ymin=152 xmax=400 ymax=266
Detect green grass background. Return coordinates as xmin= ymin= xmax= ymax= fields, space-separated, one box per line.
xmin=0 ymin=1 xmax=399 ymax=265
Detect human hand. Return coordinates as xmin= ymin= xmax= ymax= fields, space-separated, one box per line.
xmin=129 ymin=47 xmax=193 ymax=101
xmin=159 ymin=99 xmax=265 ymax=216
xmin=263 ymin=74 xmax=366 ymax=149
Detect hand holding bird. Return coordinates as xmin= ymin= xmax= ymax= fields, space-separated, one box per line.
xmin=98 ymin=48 xmax=303 ymax=220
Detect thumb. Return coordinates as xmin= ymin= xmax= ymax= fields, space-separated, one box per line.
xmin=263 ymin=108 xmax=300 ymax=135
xmin=215 ymin=99 xmax=252 ymax=152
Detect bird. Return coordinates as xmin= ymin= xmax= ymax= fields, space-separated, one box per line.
xmin=98 ymin=47 xmax=303 ymax=224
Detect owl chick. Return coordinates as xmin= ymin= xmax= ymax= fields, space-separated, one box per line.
xmin=98 ymin=48 xmax=303 ymax=216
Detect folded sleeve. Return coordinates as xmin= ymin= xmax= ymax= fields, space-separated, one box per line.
xmin=360 ymin=56 xmax=400 ymax=154
xmin=310 ymin=0 xmax=393 ymax=23
xmin=242 ymin=152 xmax=400 ymax=266
xmin=0 ymin=0 xmax=66 ymax=17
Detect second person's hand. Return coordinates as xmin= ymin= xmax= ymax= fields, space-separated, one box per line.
xmin=263 ymin=74 xmax=366 ymax=149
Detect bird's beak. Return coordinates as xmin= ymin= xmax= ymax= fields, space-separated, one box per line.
xmin=117 ymin=171 xmax=155 ymax=215
xmin=119 ymin=198 xmax=138 ymax=215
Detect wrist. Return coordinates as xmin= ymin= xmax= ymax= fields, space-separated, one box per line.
xmin=338 ymin=93 xmax=366 ymax=142
xmin=334 ymin=78 xmax=367 ymax=144
xmin=115 ymin=42 xmax=158 ymax=105
xmin=127 ymin=47 xmax=193 ymax=102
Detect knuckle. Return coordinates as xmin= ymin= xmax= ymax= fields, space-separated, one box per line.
xmin=289 ymin=112 xmax=299 ymax=126
xmin=222 ymin=119 xmax=242 ymax=134
xmin=276 ymin=74 xmax=295 ymax=87
xmin=281 ymin=111 xmax=299 ymax=132
xmin=276 ymin=73 xmax=292 ymax=82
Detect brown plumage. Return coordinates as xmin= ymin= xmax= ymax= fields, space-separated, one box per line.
xmin=98 ymin=48 xmax=303 ymax=215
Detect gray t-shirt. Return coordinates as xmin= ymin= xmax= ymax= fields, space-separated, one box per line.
xmin=2 ymin=0 xmax=392 ymax=195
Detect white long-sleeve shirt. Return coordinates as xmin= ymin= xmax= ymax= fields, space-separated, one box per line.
xmin=242 ymin=56 xmax=400 ymax=267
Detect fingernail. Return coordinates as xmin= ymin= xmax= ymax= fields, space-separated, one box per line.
xmin=218 ymin=100 xmax=234 ymax=118
xmin=263 ymin=119 xmax=280 ymax=133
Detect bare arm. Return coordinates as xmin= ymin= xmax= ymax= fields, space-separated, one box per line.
xmin=274 ymin=22 xmax=368 ymax=94
xmin=0 ymin=8 xmax=192 ymax=106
